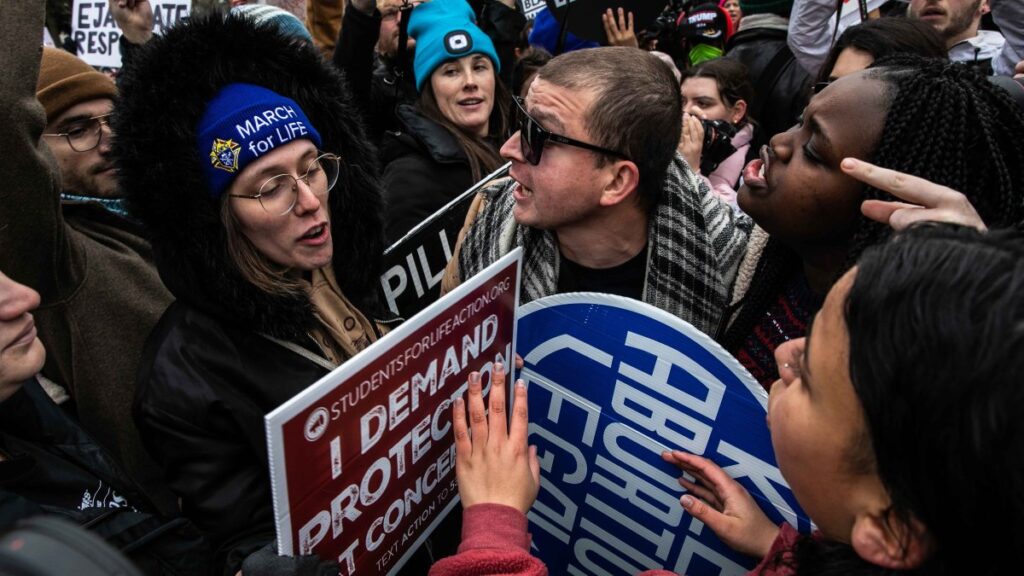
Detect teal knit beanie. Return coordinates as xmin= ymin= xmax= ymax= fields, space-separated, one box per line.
xmin=408 ymin=0 xmax=500 ymax=92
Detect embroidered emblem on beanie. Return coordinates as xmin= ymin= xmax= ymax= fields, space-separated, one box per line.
xmin=196 ymin=83 xmax=322 ymax=199
xmin=210 ymin=139 xmax=242 ymax=173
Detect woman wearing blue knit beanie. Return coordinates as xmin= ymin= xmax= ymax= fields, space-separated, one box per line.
xmin=111 ymin=13 xmax=405 ymax=576
xmin=379 ymin=0 xmax=513 ymax=243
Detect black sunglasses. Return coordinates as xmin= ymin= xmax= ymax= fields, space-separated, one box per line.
xmin=513 ymin=96 xmax=630 ymax=166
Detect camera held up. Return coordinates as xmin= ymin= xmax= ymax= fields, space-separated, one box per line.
xmin=700 ymin=118 xmax=738 ymax=175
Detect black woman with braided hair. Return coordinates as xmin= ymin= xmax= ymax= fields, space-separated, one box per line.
xmin=720 ymin=55 xmax=1024 ymax=389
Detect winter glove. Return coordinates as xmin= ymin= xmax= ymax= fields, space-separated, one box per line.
xmin=240 ymin=542 xmax=339 ymax=576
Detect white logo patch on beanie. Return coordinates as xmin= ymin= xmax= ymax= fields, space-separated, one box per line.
xmin=444 ymin=30 xmax=472 ymax=54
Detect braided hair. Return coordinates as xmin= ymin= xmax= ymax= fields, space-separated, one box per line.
xmin=848 ymin=55 xmax=1024 ymax=264
xmin=721 ymin=56 xmax=1024 ymax=352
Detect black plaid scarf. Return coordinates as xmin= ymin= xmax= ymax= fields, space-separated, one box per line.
xmin=457 ymin=154 xmax=752 ymax=337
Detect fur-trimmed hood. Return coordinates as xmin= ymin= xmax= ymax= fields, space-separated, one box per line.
xmin=112 ymin=14 xmax=386 ymax=341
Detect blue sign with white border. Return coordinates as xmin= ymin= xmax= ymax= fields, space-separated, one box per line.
xmin=516 ymin=293 xmax=810 ymax=575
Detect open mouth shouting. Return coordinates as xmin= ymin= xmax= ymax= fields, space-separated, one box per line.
xmin=298 ymin=222 xmax=330 ymax=246
xmin=742 ymin=145 xmax=771 ymax=195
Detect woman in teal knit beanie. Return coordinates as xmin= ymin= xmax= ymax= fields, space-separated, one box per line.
xmin=379 ymin=0 xmax=513 ymax=243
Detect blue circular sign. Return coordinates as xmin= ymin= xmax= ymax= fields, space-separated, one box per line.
xmin=516 ymin=293 xmax=810 ymax=575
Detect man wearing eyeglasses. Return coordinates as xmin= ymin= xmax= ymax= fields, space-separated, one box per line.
xmin=0 ymin=33 xmax=175 ymax=515
xmin=443 ymin=47 xmax=751 ymax=337
xmin=37 ymin=51 xmax=121 ymax=204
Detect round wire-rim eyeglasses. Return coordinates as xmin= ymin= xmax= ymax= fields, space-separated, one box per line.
xmin=228 ymin=153 xmax=341 ymax=216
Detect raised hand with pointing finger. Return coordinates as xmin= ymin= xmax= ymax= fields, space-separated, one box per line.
xmin=842 ymin=158 xmax=987 ymax=232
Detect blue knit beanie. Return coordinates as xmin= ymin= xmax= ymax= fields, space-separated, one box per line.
xmin=408 ymin=0 xmax=500 ymax=92
xmin=196 ymin=83 xmax=322 ymax=199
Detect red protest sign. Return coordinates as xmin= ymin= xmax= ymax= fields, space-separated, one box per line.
xmin=266 ymin=249 xmax=521 ymax=574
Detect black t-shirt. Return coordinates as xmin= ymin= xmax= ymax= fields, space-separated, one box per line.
xmin=557 ymin=245 xmax=648 ymax=300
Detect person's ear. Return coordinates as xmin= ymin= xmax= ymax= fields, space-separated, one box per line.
xmin=850 ymin=510 xmax=931 ymax=570
xmin=730 ymin=99 xmax=748 ymax=125
xmin=599 ymin=160 xmax=640 ymax=207
xmin=980 ymin=0 xmax=991 ymax=15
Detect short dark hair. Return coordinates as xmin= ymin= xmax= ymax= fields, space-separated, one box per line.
xmin=537 ymin=47 xmax=682 ymax=212
xmin=680 ymin=57 xmax=755 ymax=125
xmin=511 ymin=46 xmax=552 ymax=97
xmin=817 ymin=17 xmax=947 ymax=84
xmin=776 ymin=225 xmax=1024 ymax=574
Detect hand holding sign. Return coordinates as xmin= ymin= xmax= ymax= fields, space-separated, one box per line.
xmin=843 ymin=158 xmax=987 ymax=232
xmin=664 ymin=450 xmax=780 ymax=559
xmin=453 ymin=364 xmax=540 ymax=514
xmin=518 ymin=294 xmax=809 ymax=574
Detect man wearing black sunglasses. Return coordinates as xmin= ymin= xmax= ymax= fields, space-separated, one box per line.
xmin=1 ymin=12 xmax=176 ymax=519
xmin=443 ymin=47 xmax=750 ymax=337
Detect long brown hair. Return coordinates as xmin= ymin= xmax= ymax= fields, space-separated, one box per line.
xmin=418 ymin=68 xmax=511 ymax=182
xmin=220 ymin=198 xmax=306 ymax=298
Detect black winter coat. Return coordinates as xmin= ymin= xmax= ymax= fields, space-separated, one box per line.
xmin=381 ymin=105 xmax=476 ymax=243
xmin=113 ymin=15 xmax=391 ymax=575
xmin=1 ymin=379 xmax=211 ymax=575
xmin=133 ymin=303 xmax=334 ymax=573
xmin=726 ymin=26 xmax=811 ymax=142
xmin=332 ymin=4 xmax=417 ymax=146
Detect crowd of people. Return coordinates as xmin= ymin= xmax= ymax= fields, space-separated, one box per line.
xmin=2 ymin=0 xmax=1023 ymax=574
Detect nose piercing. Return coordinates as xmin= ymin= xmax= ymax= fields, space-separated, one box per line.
xmin=782 ymin=363 xmax=791 ymax=369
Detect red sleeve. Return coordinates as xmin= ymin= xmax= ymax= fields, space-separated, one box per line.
xmin=431 ymin=511 xmax=802 ymax=576
xmin=748 ymin=522 xmax=802 ymax=576
xmin=641 ymin=523 xmax=802 ymax=576
xmin=429 ymin=504 xmax=548 ymax=576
